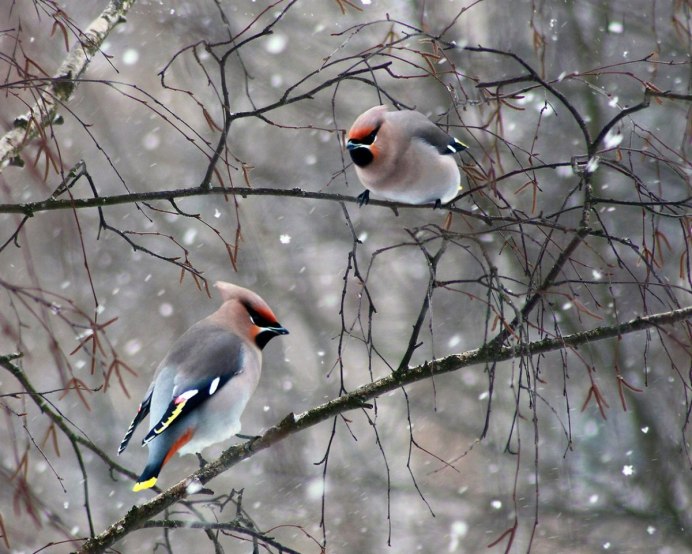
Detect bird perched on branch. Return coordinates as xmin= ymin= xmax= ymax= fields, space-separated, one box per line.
xmin=118 ymin=281 xmax=288 ymax=492
xmin=346 ymin=105 xmax=468 ymax=207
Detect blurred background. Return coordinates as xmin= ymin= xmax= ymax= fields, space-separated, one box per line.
xmin=1 ymin=0 xmax=690 ymax=552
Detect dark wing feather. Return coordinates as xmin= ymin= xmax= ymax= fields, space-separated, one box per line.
xmin=118 ymin=389 xmax=153 ymax=454
xmin=445 ymin=137 xmax=468 ymax=154
xmin=141 ymin=373 xmax=233 ymax=445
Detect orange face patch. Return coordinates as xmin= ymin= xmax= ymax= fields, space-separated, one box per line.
xmin=348 ymin=123 xmax=377 ymax=141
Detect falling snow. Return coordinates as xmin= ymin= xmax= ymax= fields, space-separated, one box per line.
xmin=124 ymin=339 xmax=142 ymax=356
xmin=185 ymin=479 xmax=203 ymax=494
xmin=265 ymin=34 xmax=288 ymax=54
xmin=585 ymin=157 xmax=600 ymax=173
xmin=608 ymin=21 xmax=624 ymax=33
xmin=122 ymin=48 xmax=139 ymax=65
xmin=603 ymin=129 xmax=623 ymax=149
xmin=307 ymin=478 xmax=326 ymax=499
xmin=183 ymin=228 xmax=197 ymax=245
xmin=448 ymin=521 xmax=468 ymax=551
xmin=142 ymin=131 xmax=160 ymax=151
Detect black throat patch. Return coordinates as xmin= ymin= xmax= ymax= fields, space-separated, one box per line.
xmin=349 ymin=146 xmax=374 ymax=167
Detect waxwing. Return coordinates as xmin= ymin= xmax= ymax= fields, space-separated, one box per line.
xmin=118 ymin=281 xmax=288 ymax=492
xmin=346 ymin=105 xmax=468 ymax=206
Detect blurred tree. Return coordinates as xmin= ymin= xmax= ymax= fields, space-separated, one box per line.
xmin=0 ymin=0 xmax=690 ymax=553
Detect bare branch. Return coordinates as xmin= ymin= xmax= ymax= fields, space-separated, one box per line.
xmin=0 ymin=0 xmax=135 ymax=169
xmin=72 ymin=305 xmax=691 ymax=553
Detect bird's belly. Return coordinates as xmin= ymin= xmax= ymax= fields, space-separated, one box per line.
xmin=177 ymin=411 xmax=243 ymax=455
xmin=177 ymin=386 xmax=253 ymax=456
xmin=357 ymin=155 xmax=460 ymax=205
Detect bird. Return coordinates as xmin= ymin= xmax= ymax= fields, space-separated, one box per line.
xmin=345 ymin=105 xmax=468 ymax=207
xmin=118 ymin=281 xmax=288 ymax=492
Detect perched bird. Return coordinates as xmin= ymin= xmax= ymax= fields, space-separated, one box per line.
xmin=346 ymin=105 xmax=468 ymax=207
xmin=118 ymin=281 xmax=288 ymax=492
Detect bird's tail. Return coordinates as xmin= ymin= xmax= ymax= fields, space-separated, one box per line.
xmin=132 ymin=427 xmax=194 ymax=492
xmin=133 ymin=462 xmax=161 ymax=491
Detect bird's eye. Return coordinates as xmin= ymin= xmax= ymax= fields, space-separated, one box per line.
xmin=363 ymin=127 xmax=380 ymax=145
xmin=350 ymin=127 xmax=380 ymax=146
xmin=246 ymin=305 xmax=275 ymax=328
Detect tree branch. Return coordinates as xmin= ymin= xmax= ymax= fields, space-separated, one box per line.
xmin=73 ymin=305 xmax=692 ymax=553
xmin=142 ymin=520 xmax=303 ymax=554
xmin=0 ymin=0 xmax=136 ymax=169
xmin=0 ymin=184 xmax=637 ymax=242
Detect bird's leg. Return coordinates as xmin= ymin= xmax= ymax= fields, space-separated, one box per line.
xmin=433 ymin=199 xmax=442 ymax=209
xmin=357 ymin=190 xmax=370 ymax=206
xmin=196 ymin=452 xmax=208 ymax=468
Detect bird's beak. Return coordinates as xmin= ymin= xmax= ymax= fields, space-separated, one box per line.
xmin=265 ymin=324 xmax=289 ymax=336
xmin=346 ymin=139 xmax=363 ymax=151
xmin=254 ymin=323 xmax=288 ymax=349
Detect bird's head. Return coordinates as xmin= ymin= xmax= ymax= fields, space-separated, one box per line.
xmin=214 ymin=281 xmax=288 ymax=349
xmin=346 ymin=105 xmax=389 ymax=167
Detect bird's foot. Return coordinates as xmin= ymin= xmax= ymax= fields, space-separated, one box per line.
xmin=237 ymin=433 xmax=262 ymax=452
xmin=433 ymin=199 xmax=442 ymax=209
xmin=357 ymin=190 xmax=370 ymax=206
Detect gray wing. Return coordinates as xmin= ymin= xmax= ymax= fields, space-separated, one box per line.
xmin=396 ymin=110 xmax=467 ymax=154
xmin=165 ymin=322 xmax=245 ymax=390
xmin=142 ymin=323 xmax=246 ymax=445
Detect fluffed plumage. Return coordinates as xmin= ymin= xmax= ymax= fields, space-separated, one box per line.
xmin=346 ymin=105 xmax=467 ymax=206
xmin=118 ymin=281 xmax=288 ymax=492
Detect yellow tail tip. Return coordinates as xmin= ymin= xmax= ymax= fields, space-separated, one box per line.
xmin=133 ymin=477 xmax=157 ymax=492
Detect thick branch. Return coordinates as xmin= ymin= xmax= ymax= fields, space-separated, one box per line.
xmin=0 ymin=0 xmax=135 ymax=169
xmin=74 ymin=305 xmax=691 ymax=553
